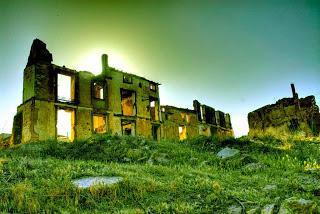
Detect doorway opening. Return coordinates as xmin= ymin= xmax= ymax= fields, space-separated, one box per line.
xmin=178 ymin=125 xmax=187 ymax=140
xmin=93 ymin=115 xmax=106 ymax=133
xmin=121 ymin=120 xmax=135 ymax=136
xmin=57 ymin=108 xmax=75 ymax=141
xmin=152 ymin=125 xmax=159 ymax=140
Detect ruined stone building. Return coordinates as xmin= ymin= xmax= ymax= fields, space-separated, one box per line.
xmin=161 ymin=102 xmax=233 ymax=140
xmin=248 ymin=84 xmax=320 ymax=137
xmin=11 ymin=39 xmax=233 ymax=144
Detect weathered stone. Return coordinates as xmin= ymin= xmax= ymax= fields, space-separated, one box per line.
xmin=263 ymin=184 xmax=277 ymax=191
xmin=217 ymin=147 xmax=240 ymax=159
xmin=243 ymin=163 xmax=266 ymax=172
xmin=248 ymin=85 xmax=320 ymax=137
xmin=27 ymin=39 xmax=52 ymax=66
xmin=261 ymin=204 xmax=276 ymax=214
xmin=227 ymin=205 xmax=242 ymax=214
xmin=278 ymin=197 xmax=317 ymax=214
xmin=313 ymin=188 xmax=320 ymax=196
xmin=154 ymin=153 xmax=170 ymax=164
xmin=72 ymin=176 xmax=123 ymax=189
xmin=247 ymin=207 xmax=260 ymax=214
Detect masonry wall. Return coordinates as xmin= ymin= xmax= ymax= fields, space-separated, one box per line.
xmin=14 ymin=99 xmax=56 ymax=144
xmin=105 ymin=68 xmax=160 ymax=138
xmin=248 ymin=95 xmax=320 ymax=137
xmin=75 ymin=107 xmax=92 ymax=140
xmin=160 ymin=106 xmax=203 ymax=141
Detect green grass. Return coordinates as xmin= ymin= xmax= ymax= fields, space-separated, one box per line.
xmin=0 ymin=134 xmax=320 ymax=213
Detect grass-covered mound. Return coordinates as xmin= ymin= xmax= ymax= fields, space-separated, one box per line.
xmin=0 ymin=134 xmax=319 ymax=213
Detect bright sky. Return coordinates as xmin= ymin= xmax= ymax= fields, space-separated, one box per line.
xmin=0 ymin=0 xmax=319 ymax=137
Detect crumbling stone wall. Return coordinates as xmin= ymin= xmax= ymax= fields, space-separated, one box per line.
xmin=248 ymin=85 xmax=320 ymax=137
xmin=160 ymin=101 xmax=233 ymax=141
xmin=160 ymin=106 xmax=199 ymax=140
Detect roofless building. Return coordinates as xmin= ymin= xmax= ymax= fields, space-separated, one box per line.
xmin=11 ymin=39 xmax=233 ymax=144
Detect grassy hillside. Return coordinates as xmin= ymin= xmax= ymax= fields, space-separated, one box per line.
xmin=0 ymin=134 xmax=319 ymax=213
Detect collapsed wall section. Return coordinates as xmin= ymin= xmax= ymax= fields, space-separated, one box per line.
xmin=161 ymin=101 xmax=233 ymax=141
xmin=248 ymin=85 xmax=320 ymax=137
xmin=160 ymin=106 xmax=198 ymax=141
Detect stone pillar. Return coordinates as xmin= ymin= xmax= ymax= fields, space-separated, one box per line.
xmin=193 ymin=100 xmax=202 ymax=121
xmin=102 ymin=54 xmax=108 ymax=74
xmin=291 ymin=83 xmax=298 ymax=99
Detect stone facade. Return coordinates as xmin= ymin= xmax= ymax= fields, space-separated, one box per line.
xmin=161 ymin=103 xmax=233 ymax=141
xmin=248 ymin=84 xmax=320 ymax=137
xmin=11 ymin=39 xmax=233 ymax=144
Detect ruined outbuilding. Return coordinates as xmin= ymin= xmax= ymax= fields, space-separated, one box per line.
xmin=161 ymin=101 xmax=233 ymax=141
xmin=248 ymin=84 xmax=320 ymax=137
xmin=11 ymin=39 xmax=233 ymax=144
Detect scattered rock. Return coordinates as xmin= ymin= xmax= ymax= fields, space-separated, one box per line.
xmin=243 ymin=163 xmax=266 ymax=172
xmin=147 ymin=158 xmax=154 ymax=165
xmin=217 ymin=148 xmax=240 ymax=159
xmin=313 ymin=188 xmax=320 ymax=196
xmin=227 ymin=205 xmax=242 ymax=214
xmin=278 ymin=197 xmax=317 ymax=214
xmin=240 ymin=155 xmax=257 ymax=165
xmin=263 ymin=184 xmax=277 ymax=191
xmin=261 ymin=204 xmax=276 ymax=214
xmin=123 ymin=157 xmax=131 ymax=162
xmin=72 ymin=176 xmax=123 ymax=189
xmin=247 ymin=207 xmax=260 ymax=214
xmin=154 ymin=153 xmax=170 ymax=164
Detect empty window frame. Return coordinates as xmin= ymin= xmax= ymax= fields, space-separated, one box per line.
xmin=178 ymin=125 xmax=187 ymax=140
xmin=121 ymin=120 xmax=135 ymax=136
xmin=150 ymin=83 xmax=157 ymax=91
xmin=93 ymin=115 xmax=106 ymax=133
xmin=93 ymin=82 xmax=104 ymax=99
xmin=56 ymin=108 xmax=75 ymax=141
xmin=149 ymin=97 xmax=159 ymax=121
xmin=121 ymin=89 xmax=136 ymax=116
xmin=123 ymin=75 xmax=132 ymax=84
xmin=57 ymin=74 xmax=75 ymax=102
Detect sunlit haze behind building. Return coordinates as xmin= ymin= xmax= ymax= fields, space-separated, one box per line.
xmin=0 ymin=0 xmax=319 ymax=137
